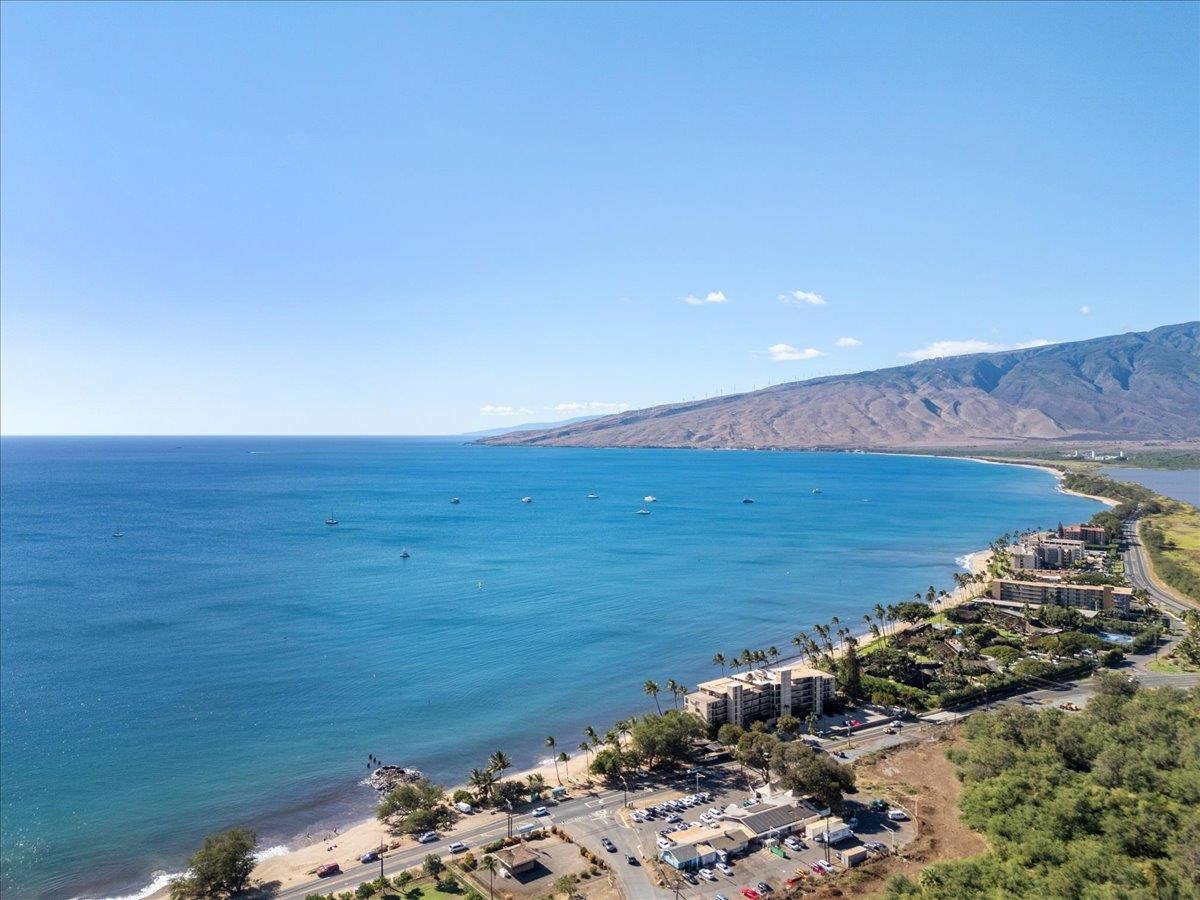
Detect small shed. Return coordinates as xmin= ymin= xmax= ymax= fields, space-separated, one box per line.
xmin=497 ymin=845 xmax=539 ymax=875
xmin=835 ymin=845 xmax=870 ymax=868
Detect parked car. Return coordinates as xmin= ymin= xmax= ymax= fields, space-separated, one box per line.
xmin=809 ymin=862 xmax=824 ymax=874
xmin=699 ymin=868 xmax=717 ymax=881
xmin=756 ymin=882 xmax=772 ymax=893
xmin=683 ymin=872 xmax=699 ymax=885
xmin=601 ymin=837 xmax=617 ymax=852
xmin=626 ymin=854 xmax=639 ymax=865
xmin=887 ymin=809 xmax=909 ymax=821
xmin=715 ymin=894 xmax=729 ymax=900
xmin=532 ymin=806 xmax=549 ymax=816
xmin=869 ymin=799 xmax=889 ymax=812
xmin=716 ymin=862 xmax=734 ymax=876
xmin=417 ymin=831 xmax=439 ymax=843
xmin=448 ymin=841 xmax=468 ymax=853
xmin=740 ymin=888 xmax=761 ymax=900
xmin=665 ymin=814 xmax=683 ymax=824
xmin=317 ymin=863 xmax=341 ymax=878
xmin=360 ymin=850 xmax=379 ymax=864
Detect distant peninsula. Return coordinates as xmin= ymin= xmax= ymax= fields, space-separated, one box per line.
xmin=480 ymin=322 xmax=1200 ymax=451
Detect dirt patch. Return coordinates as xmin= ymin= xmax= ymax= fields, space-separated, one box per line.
xmin=794 ymin=725 xmax=987 ymax=898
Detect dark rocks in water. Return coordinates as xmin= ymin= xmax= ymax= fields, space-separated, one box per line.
xmin=369 ymin=765 xmax=424 ymax=793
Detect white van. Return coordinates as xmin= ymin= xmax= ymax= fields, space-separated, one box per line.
xmin=887 ymin=809 xmax=909 ymax=821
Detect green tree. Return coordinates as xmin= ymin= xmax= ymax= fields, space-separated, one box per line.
xmin=423 ymin=853 xmax=445 ymax=880
xmin=554 ymin=874 xmax=578 ymax=898
xmin=480 ymin=855 xmax=497 ymax=899
xmin=712 ymin=652 xmax=727 ymax=675
xmin=736 ymin=731 xmax=779 ymax=784
xmin=488 ymin=750 xmax=511 ymax=775
xmin=169 ymin=828 xmax=257 ymax=899
xmin=776 ymin=714 xmax=800 ymax=737
xmin=629 ymin=710 xmax=707 ymax=768
xmin=643 ymin=679 xmax=662 ymax=713
xmin=376 ymin=778 xmax=446 ymax=824
xmin=493 ymin=779 xmax=527 ymax=807
xmin=839 ymin=636 xmax=863 ymax=700
xmin=545 ymin=735 xmax=559 ymax=783
xmin=468 ymin=767 xmax=496 ymax=805
xmin=717 ymin=723 xmax=744 ymax=746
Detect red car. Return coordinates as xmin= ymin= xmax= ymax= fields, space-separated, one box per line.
xmin=317 ymin=863 xmax=341 ymax=878
xmin=809 ymin=862 xmax=824 ymax=874
xmin=741 ymin=889 xmax=762 ymax=900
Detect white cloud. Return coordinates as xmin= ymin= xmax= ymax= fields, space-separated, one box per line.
xmin=480 ymin=404 xmax=534 ymax=417
xmin=684 ymin=291 xmax=727 ymax=305
xmin=1079 ymin=305 xmax=1091 ymax=315
xmin=836 ymin=337 xmax=862 ymax=348
xmin=779 ymin=290 xmax=827 ymax=306
xmin=901 ymin=338 xmax=1053 ymax=361
xmin=553 ymin=401 xmax=629 ymax=414
xmin=768 ymin=343 xmax=824 ymax=361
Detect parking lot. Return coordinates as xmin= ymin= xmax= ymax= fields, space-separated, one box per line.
xmin=615 ymin=763 xmax=916 ymax=898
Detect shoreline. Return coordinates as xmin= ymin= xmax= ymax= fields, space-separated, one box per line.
xmin=130 ymin=550 xmax=999 ymax=900
xmin=83 ymin=454 xmax=1097 ymax=900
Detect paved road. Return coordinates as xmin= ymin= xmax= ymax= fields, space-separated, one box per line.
xmin=1122 ymin=520 xmax=1197 ymax=620
xmin=278 ymin=780 xmax=677 ymax=900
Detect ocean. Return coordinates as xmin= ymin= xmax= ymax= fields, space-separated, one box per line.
xmin=1100 ymin=466 xmax=1200 ymax=508
xmin=0 ymin=438 xmax=1106 ymax=899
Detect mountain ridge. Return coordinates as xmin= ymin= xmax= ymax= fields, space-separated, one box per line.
xmin=480 ymin=322 xmax=1200 ymax=450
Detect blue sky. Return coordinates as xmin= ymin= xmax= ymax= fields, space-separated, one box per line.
xmin=2 ymin=1 xmax=1196 ymax=435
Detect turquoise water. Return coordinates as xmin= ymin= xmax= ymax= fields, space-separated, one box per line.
xmin=0 ymin=439 xmax=1105 ymax=898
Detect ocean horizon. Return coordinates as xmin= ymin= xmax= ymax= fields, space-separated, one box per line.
xmin=0 ymin=438 xmax=1106 ymax=899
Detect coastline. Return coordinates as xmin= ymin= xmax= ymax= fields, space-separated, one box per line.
xmin=79 ymin=453 xmax=1090 ymax=900
xmin=132 ymin=549 xmax=998 ymax=900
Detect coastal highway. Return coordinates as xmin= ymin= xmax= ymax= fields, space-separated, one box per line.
xmin=1122 ymin=520 xmax=1197 ymax=619
xmin=276 ymin=781 xmax=662 ymax=900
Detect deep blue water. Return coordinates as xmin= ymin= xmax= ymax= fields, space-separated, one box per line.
xmin=0 ymin=439 xmax=1105 ymax=899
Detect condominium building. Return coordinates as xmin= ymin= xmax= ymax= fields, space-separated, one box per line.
xmin=1060 ymin=523 xmax=1109 ymax=545
xmin=989 ymin=578 xmax=1132 ymax=614
xmin=1009 ymin=536 xmax=1087 ymax=571
xmin=684 ymin=665 xmax=836 ymax=729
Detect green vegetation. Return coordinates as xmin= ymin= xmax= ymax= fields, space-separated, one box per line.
xmin=168 ymin=828 xmax=257 ymax=899
xmin=376 ymin=777 xmax=453 ymax=834
xmin=1142 ymin=501 xmax=1200 ymax=602
xmin=885 ymin=680 xmax=1200 ymax=899
xmin=628 ymin=709 xmax=707 ymax=768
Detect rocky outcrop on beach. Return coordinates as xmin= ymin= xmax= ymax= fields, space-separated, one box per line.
xmin=368 ymin=766 xmax=425 ymax=793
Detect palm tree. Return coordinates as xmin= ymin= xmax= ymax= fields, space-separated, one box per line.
xmin=643 ymin=680 xmax=662 ymax=713
xmin=545 ymin=736 xmax=560 ymax=784
xmin=767 ymin=645 xmax=779 ymax=665
xmin=869 ymin=622 xmax=881 ymax=641
xmin=480 ymin=854 xmax=497 ymax=899
xmin=585 ymin=725 xmax=599 ymax=746
xmin=874 ymin=602 xmax=887 ymax=636
xmin=469 ymin=767 xmax=496 ymax=804
xmin=665 ymin=678 xmax=681 ymax=709
xmin=712 ymin=652 xmax=727 ymax=675
xmin=557 ymin=751 xmax=570 ymax=780
xmin=579 ymin=740 xmax=592 ymax=771
xmin=528 ymin=771 xmax=546 ymax=799
xmin=488 ymin=750 xmax=511 ymax=775
xmin=790 ymin=634 xmax=806 ymax=660
xmin=604 ymin=728 xmax=620 ymax=748
xmin=925 ymin=585 xmax=937 ymax=604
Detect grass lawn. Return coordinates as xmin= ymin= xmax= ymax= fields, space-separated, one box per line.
xmin=1149 ymin=658 xmax=1200 ymax=675
xmin=1143 ymin=500 xmax=1200 ymax=601
xmin=377 ymin=878 xmax=471 ymax=900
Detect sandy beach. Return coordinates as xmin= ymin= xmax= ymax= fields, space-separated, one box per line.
xmin=129 ymin=546 xmax=1001 ymax=900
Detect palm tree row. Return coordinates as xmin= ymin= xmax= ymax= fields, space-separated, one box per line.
xmin=643 ymin=678 xmax=690 ymax=711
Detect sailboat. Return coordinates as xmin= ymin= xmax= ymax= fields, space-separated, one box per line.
xmin=112 ymin=531 xmax=125 ymax=538
xmin=400 ymin=547 xmax=411 ymax=559
xmin=521 ymin=496 xmax=533 ymax=504
xmin=587 ymin=492 xmax=599 ymax=500
xmin=643 ymin=495 xmax=657 ymax=503
xmin=325 ymin=514 xmax=339 ymax=525
xmin=450 ymin=497 xmax=461 ymax=505
xmin=636 ymin=507 xmax=651 ymax=515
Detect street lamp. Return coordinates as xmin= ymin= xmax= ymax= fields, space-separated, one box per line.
xmin=620 ymin=776 xmax=629 ymax=808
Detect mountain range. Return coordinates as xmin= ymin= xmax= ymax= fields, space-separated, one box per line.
xmin=481 ymin=322 xmax=1200 ymax=450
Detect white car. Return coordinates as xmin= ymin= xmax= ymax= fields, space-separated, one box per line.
xmin=715 ymin=862 xmax=733 ymax=876
xmin=532 ymin=806 xmax=549 ymax=816
xmin=448 ymin=841 xmax=468 ymax=853
xmin=656 ymin=837 xmax=675 ymax=850
xmin=784 ymin=837 xmax=802 ymax=850
xmin=698 ymin=868 xmax=717 ymax=881
xmin=417 ymin=831 xmax=439 ymax=843
xmin=887 ymin=809 xmax=908 ymax=821
xmin=665 ymin=814 xmax=682 ymax=824
xmin=814 ymin=859 xmax=833 ymax=873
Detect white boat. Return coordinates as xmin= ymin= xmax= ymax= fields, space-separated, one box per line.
xmin=587 ymin=493 xmax=599 ymax=499
xmin=643 ymin=495 xmax=657 ymax=503
xmin=325 ymin=515 xmax=339 ymax=525
xmin=811 ymin=488 xmax=822 ymax=495
xmin=521 ymin=496 xmax=533 ymax=504
xmin=450 ymin=497 xmax=461 ymax=504
xmin=112 ymin=531 xmax=124 ymax=538
xmin=400 ymin=547 xmax=411 ymax=558
xmin=636 ymin=508 xmax=651 ymax=515
xmin=742 ymin=498 xmax=755 ymax=504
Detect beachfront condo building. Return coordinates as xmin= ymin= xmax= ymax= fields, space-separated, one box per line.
xmin=684 ymin=665 xmax=836 ymax=729
xmin=1009 ymin=536 xmax=1087 ymax=571
xmin=989 ymin=578 xmax=1132 ymax=614
xmin=1060 ymin=523 xmax=1109 ymax=545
